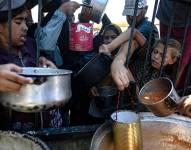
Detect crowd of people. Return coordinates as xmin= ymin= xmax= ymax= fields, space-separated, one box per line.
xmin=0 ymin=0 xmax=191 ymax=131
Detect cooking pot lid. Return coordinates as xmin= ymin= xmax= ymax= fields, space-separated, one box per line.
xmin=19 ymin=67 xmax=72 ymax=76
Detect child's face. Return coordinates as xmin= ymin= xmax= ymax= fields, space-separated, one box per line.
xmin=0 ymin=11 xmax=28 ymax=48
xmin=126 ymin=9 xmax=145 ymax=26
xmin=151 ymin=43 xmax=175 ymax=70
xmin=103 ymin=30 xmax=118 ymax=44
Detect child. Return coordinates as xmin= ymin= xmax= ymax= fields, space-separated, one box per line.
xmin=90 ymin=23 xmax=122 ymax=95
xmin=0 ymin=0 xmax=63 ymax=131
xmin=129 ymin=38 xmax=181 ymax=89
xmin=89 ymin=24 xmax=122 ymax=121
xmin=91 ymin=23 xmax=122 ymax=96
xmin=100 ymin=28 xmax=181 ymax=90
xmin=101 ymin=29 xmax=181 ymax=112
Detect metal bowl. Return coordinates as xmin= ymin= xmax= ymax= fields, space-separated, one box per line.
xmin=90 ymin=112 xmax=191 ymax=150
xmin=0 ymin=67 xmax=72 ymax=112
xmin=139 ymin=77 xmax=181 ymax=117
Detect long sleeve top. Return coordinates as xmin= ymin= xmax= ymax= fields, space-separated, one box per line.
xmin=36 ymin=9 xmax=67 ymax=66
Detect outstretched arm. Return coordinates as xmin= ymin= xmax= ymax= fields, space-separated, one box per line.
xmin=99 ymin=28 xmax=146 ymax=54
xmin=111 ymin=40 xmax=138 ymax=91
xmin=36 ymin=1 xmax=80 ymax=51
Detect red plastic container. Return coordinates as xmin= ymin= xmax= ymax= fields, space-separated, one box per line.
xmin=69 ymin=23 xmax=93 ymax=52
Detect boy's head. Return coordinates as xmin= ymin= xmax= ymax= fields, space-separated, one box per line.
xmin=123 ymin=0 xmax=148 ymax=26
xmin=0 ymin=0 xmax=28 ymax=49
xmin=102 ymin=24 xmax=122 ymax=44
xmin=151 ymin=39 xmax=181 ymax=70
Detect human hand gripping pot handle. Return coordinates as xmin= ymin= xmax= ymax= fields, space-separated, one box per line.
xmin=39 ymin=56 xmax=57 ymax=69
xmin=59 ymin=1 xmax=80 ymax=16
xmin=0 ymin=64 xmax=33 ymax=92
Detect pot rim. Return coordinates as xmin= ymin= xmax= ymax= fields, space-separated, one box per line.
xmin=138 ymin=77 xmax=174 ymax=106
xmin=110 ymin=110 xmax=140 ymax=124
xmin=19 ymin=67 xmax=72 ymax=76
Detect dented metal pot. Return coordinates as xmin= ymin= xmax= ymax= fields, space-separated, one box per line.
xmin=0 ymin=67 xmax=72 ymax=113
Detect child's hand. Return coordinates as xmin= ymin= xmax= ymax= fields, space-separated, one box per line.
xmin=111 ymin=61 xmax=130 ymax=91
xmin=178 ymin=95 xmax=191 ymax=118
xmin=78 ymin=5 xmax=92 ymax=23
xmin=0 ymin=64 xmax=33 ymax=92
xmin=59 ymin=1 xmax=80 ymax=16
xmin=90 ymin=86 xmax=99 ymax=97
xmin=99 ymin=44 xmax=111 ymax=55
xmin=39 ymin=57 xmax=57 ymax=69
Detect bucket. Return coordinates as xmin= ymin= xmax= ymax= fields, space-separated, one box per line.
xmin=69 ymin=23 xmax=93 ymax=52
xmin=111 ymin=110 xmax=143 ymax=150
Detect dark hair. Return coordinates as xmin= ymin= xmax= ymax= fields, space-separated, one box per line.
xmin=102 ymin=24 xmax=122 ymax=36
xmin=0 ymin=4 xmax=27 ymax=23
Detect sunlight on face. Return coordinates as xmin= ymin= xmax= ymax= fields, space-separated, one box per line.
xmin=151 ymin=43 xmax=174 ymax=70
xmin=103 ymin=30 xmax=118 ymax=44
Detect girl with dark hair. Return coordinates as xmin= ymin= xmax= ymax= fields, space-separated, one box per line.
xmin=88 ymin=24 xmax=122 ymax=121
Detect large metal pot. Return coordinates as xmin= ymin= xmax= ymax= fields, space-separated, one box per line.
xmin=90 ymin=112 xmax=191 ymax=150
xmin=0 ymin=67 xmax=72 ymax=113
xmin=0 ymin=131 xmax=50 ymax=150
xmin=82 ymin=0 xmax=108 ymax=23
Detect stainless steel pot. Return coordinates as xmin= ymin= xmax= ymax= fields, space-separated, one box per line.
xmin=90 ymin=112 xmax=191 ymax=150
xmin=82 ymin=0 xmax=108 ymax=23
xmin=0 ymin=67 xmax=72 ymax=112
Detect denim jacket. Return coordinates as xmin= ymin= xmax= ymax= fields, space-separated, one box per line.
xmin=36 ymin=9 xmax=67 ymax=66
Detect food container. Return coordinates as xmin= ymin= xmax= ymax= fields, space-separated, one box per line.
xmin=139 ymin=77 xmax=182 ymax=117
xmin=0 ymin=67 xmax=72 ymax=112
xmin=90 ymin=112 xmax=191 ymax=150
xmin=69 ymin=23 xmax=93 ymax=52
xmin=111 ymin=110 xmax=142 ymax=150
xmin=75 ymin=53 xmax=112 ymax=88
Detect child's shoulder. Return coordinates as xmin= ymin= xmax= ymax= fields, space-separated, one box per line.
xmin=23 ymin=37 xmax=37 ymax=56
